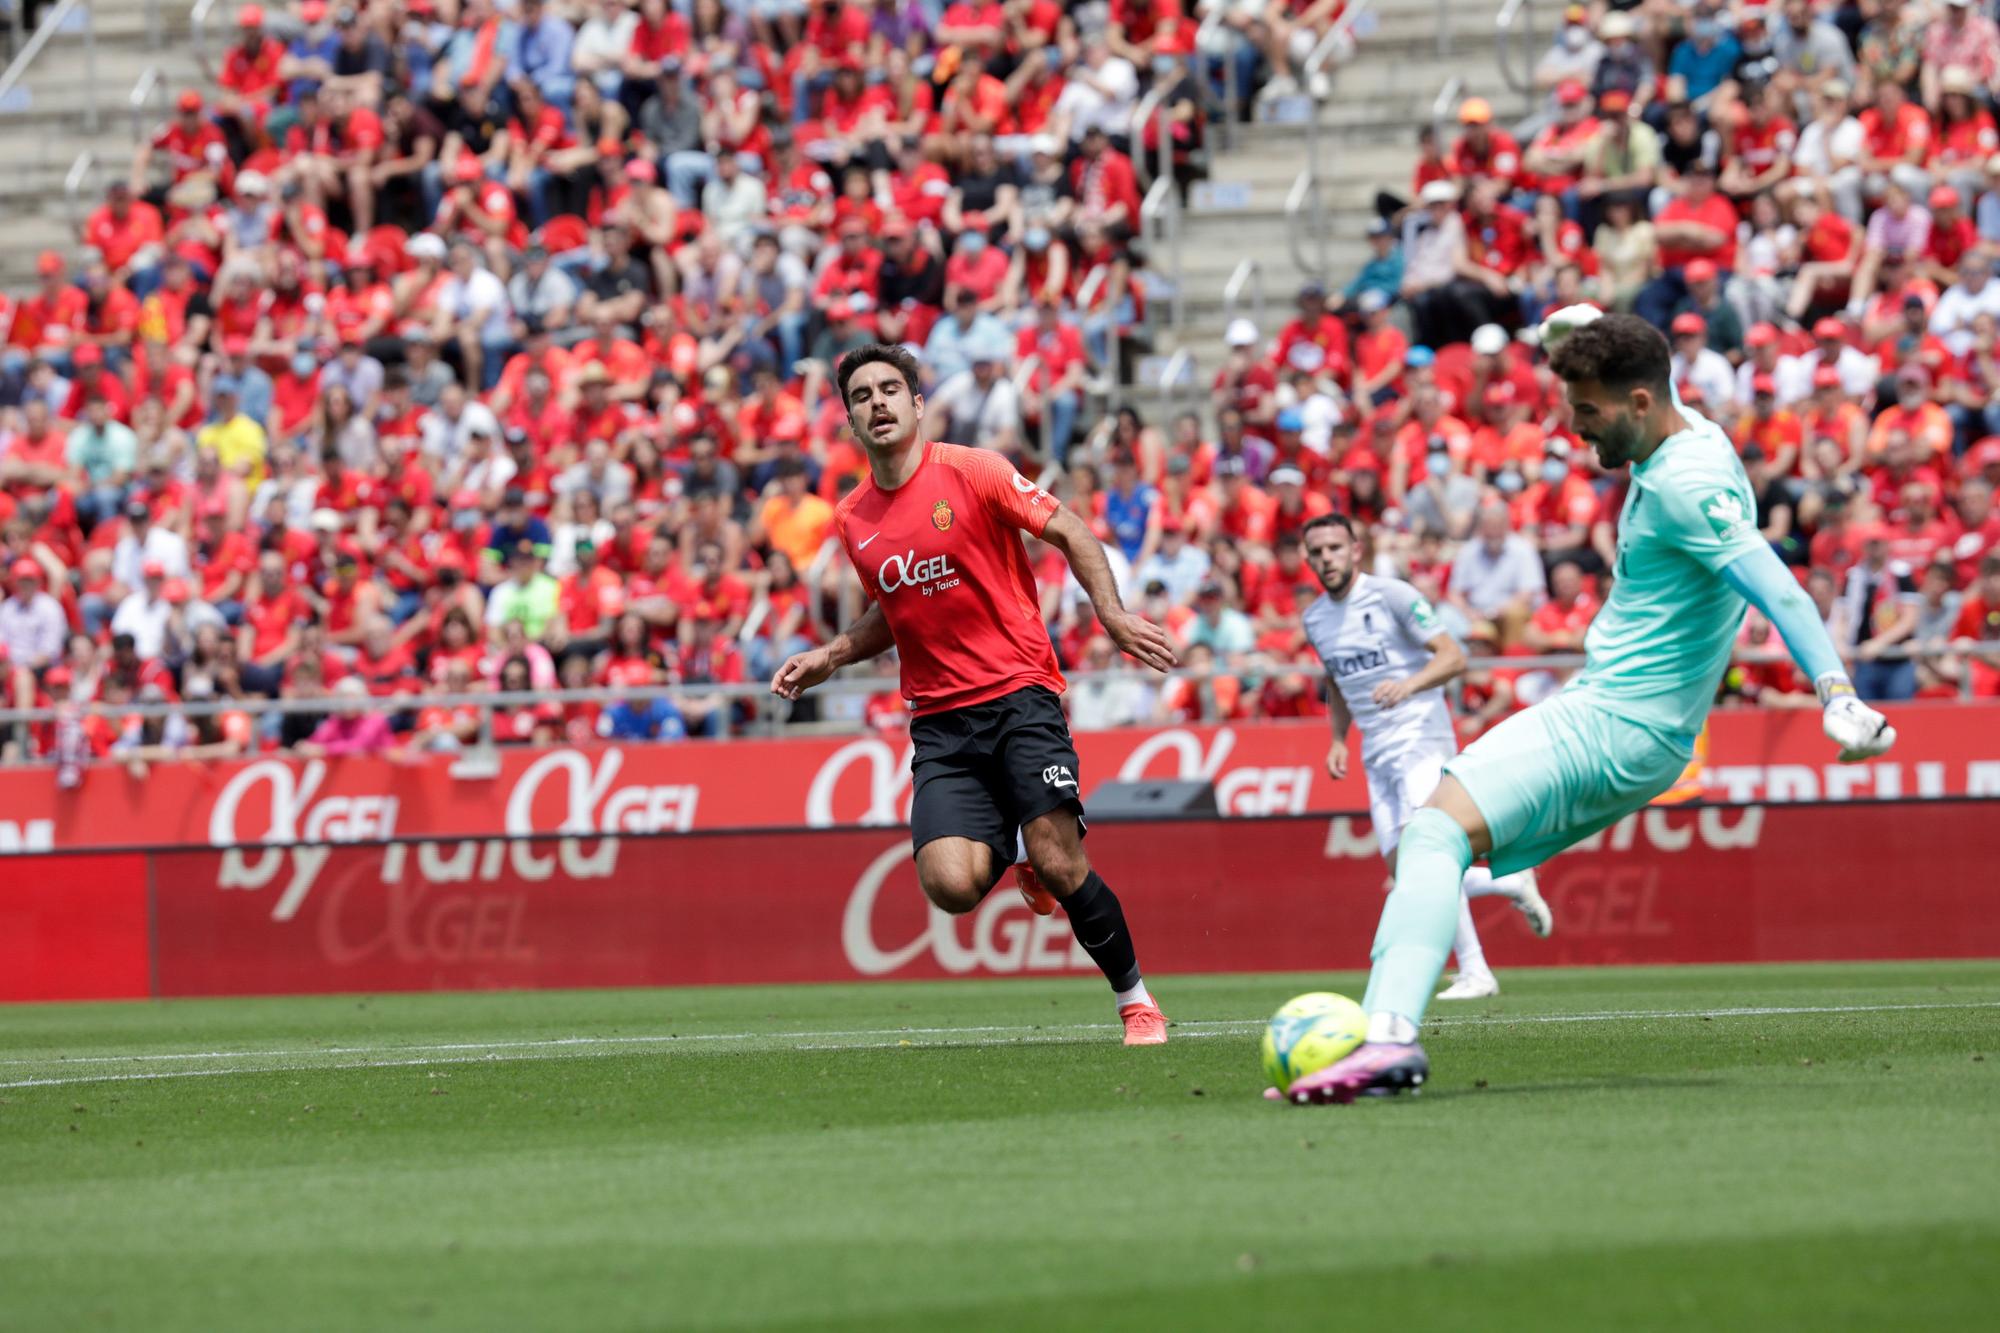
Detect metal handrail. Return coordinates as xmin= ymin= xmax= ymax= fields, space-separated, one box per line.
xmin=63 ymin=148 xmax=94 ymax=237
xmin=1010 ymin=352 xmax=1052 ymax=462
xmin=1302 ymin=0 xmax=1369 ymax=84
xmin=0 ymin=0 xmax=99 ymax=133
xmin=129 ymin=65 xmax=163 ymax=145
xmin=1075 ymin=265 xmax=1106 ymax=315
xmin=1290 ymin=0 xmax=1370 ymax=283
xmin=1196 ymin=7 xmax=1237 ymax=152
xmin=1130 ymin=85 xmax=1166 ymax=192
xmin=1496 ymin=0 xmax=1534 ymax=96
xmin=1431 ymin=74 xmax=1464 ymax=145
xmin=191 ymin=0 xmax=221 ymax=82
xmin=1139 ymin=175 xmax=1183 ymax=335
xmin=1284 ymin=170 xmax=1320 ymax=278
xmin=1222 ymin=258 xmax=1264 ymax=336
xmin=1154 ymin=347 xmax=1193 ymax=413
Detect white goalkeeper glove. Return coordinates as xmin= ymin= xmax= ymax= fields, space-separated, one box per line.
xmin=1820 ymin=689 xmax=1896 ymax=762
xmin=1536 ymin=304 xmax=1604 ymax=352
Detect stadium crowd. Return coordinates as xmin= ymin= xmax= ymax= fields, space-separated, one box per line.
xmin=0 ymin=0 xmax=1998 ymax=770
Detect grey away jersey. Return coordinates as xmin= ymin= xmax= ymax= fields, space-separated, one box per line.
xmin=1303 ymin=573 xmax=1456 ymax=761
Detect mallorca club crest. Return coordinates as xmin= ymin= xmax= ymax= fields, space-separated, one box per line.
xmin=931 ymin=498 xmax=954 ymax=532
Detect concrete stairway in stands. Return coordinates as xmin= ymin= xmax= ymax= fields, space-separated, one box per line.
xmin=1146 ymin=0 xmax=1540 ymax=395
xmin=0 ymin=0 xmax=1546 ymax=385
xmin=0 ymin=0 xmax=209 ymax=284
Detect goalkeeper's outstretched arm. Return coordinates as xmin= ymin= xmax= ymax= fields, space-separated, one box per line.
xmin=1719 ymin=543 xmax=1897 ymax=761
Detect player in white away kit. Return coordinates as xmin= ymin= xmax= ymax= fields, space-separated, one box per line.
xmin=1300 ymin=514 xmax=1553 ymax=1000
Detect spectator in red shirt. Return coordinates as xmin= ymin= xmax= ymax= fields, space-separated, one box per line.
xmin=1733 ymin=375 xmax=1806 ymax=476
xmin=1072 ymin=126 xmax=1142 ymax=237
xmin=1270 ymin=280 xmax=1351 ymax=388
xmin=236 ymin=550 xmax=303 ymax=695
xmin=1636 ymin=161 xmax=1737 ymax=329
xmin=8 ymin=251 xmax=88 ymax=376
xmin=1856 ymin=76 xmax=1933 ymax=203
xmin=1947 ymin=475 xmax=2000 ymax=583
xmin=1349 ymin=290 xmax=1409 ymax=408
xmin=1522 ymin=559 xmax=1599 ymax=655
xmin=1930 ymin=67 xmax=1997 ymax=193
xmin=1016 ymin=298 xmax=1088 ymax=463
xmin=1719 ymin=84 xmax=1798 ymax=202
xmin=216 ymin=5 xmax=286 ymax=155
xmin=1920 ymin=184 xmax=1979 ymax=290
xmin=1950 ymin=553 xmax=2000 ymax=696
xmin=1446 ymin=98 xmax=1522 ymax=190
xmin=133 ymin=89 xmax=231 ymax=202
xmin=84 ymin=183 xmax=166 ymax=289
xmin=1514 ymin=439 xmax=1600 ymax=570
xmin=1523 ymin=81 xmax=1599 ymax=197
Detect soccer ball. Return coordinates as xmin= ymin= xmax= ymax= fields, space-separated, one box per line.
xmin=1260 ymin=992 xmax=1368 ymax=1091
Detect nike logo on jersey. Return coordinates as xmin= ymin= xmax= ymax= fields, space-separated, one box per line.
xmin=856 ymin=532 xmax=881 ymax=551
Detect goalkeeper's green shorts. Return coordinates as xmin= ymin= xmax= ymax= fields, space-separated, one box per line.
xmin=1446 ymin=691 xmax=1694 ymax=877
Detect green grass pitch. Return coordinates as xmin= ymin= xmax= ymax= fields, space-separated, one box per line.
xmin=3 ymin=962 xmax=1997 ymax=1331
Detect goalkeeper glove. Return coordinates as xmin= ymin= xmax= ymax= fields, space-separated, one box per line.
xmin=1819 ymin=679 xmax=1896 ymax=762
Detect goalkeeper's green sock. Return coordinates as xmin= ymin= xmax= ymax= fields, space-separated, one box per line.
xmin=1362 ymin=807 xmax=1473 ymax=1039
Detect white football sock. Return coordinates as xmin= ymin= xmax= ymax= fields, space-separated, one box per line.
xmin=1115 ymin=979 xmax=1153 ymax=1010
xmin=1367 ymin=1011 xmax=1420 ymax=1044
xmin=1464 ymin=866 xmax=1535 ymax=900
xmin=1452 ymin=895 xmax=1491 ymax=979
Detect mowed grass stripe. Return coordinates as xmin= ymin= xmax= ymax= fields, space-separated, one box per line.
xmin=6 ymin=998 xmax=1996 ymax=1089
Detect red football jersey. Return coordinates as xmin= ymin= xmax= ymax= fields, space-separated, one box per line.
xmin=836 ymin=441 xmax=1065 ymax=714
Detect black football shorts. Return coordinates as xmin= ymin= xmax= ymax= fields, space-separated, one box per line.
xmin=908 ymin=684 xmax=1087 ymax=884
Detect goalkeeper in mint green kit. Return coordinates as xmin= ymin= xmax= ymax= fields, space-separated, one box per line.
xmin=1277 ymin=311 xmax=1899 ymax=1106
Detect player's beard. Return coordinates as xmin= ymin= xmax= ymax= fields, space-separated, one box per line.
xmin=1587 ymin=410 xmax=1647 ymax=469
xmin=1316 ymin=564 xmax=1357 ymax=599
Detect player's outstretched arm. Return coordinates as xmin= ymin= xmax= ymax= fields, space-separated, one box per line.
xmin=1719 ymin=545 xmax=1897 ymax=761
xmin=1040 ymin=506 xmax=1178 ymax=673
xmin=769 ymin=603 xmax=894 ymax=700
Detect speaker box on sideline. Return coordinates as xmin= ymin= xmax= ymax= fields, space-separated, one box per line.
xmin=1085 ymin=779 xmax=1219 ymax=820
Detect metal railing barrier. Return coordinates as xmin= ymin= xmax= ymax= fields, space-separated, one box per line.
xmin=1222 ymin=257 xmax=1264 ymax=336
xmin=129 ymin=63 xmax=162 ymax=145
xmin=63 ymin=147 xmax=95 ymax=237
xmin=0 ymin=0 xmax=99 ymax=134
xmin=1496 ymin=0 xmax=1536 ymax=96
xmin=1431 ymin=74 xmax=1464 ymax=145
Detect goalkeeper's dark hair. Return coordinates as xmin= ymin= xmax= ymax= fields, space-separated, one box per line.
xmin=836 ymin=343 xmax=924 ymax=404
xmin=1301 ymin=513 xmax=1361 ymax=542
xmin=1548 ymin=314 xmax=1673 ymax=396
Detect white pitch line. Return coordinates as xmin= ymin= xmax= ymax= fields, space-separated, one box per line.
xmin=1 ymin=1000 xmax=1994 ymax=1091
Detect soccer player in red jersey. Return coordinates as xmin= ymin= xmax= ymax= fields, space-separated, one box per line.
xmin=771 ymin=345 xmax=1179 ymax=1045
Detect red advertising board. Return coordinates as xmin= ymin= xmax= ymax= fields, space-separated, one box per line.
xmin=0 ymin=853 xmax=150 ymax=1002
xmin=0 ymin=702 xmax=1997 ymax=853
xmin=7 ymin=800 xmax=1990 ymax=1001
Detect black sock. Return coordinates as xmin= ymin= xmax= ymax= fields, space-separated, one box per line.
xmin=1063 ymin=871 xmax=1141 ymax=993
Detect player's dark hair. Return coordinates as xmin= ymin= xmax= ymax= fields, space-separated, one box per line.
xmin=1301 ymin=513 xmax=1360 ymax=542
xmin=836 ymin=343 xmax=923 ymax=404
xmin=1549 ymin=314 xmax=1673 ymax=395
